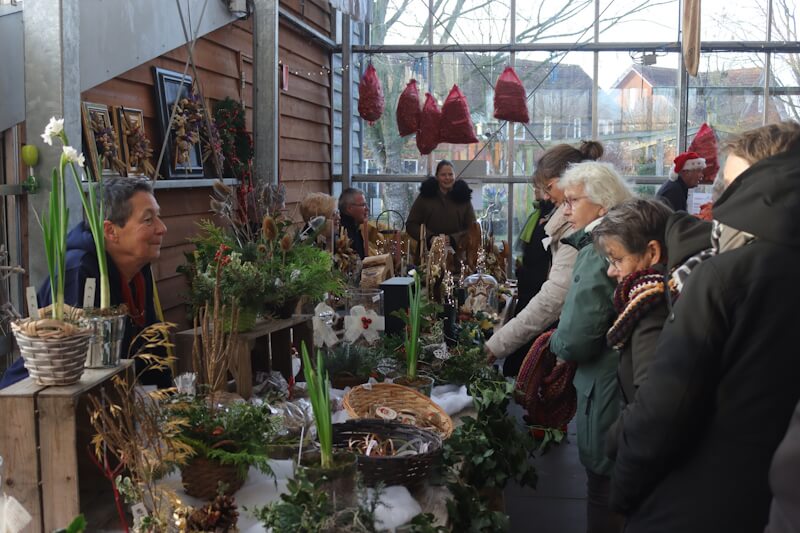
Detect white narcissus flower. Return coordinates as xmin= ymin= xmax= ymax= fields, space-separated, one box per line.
xmin=41 ymin=117 xmax=65 ymax=146
xmin=408 ymin=269 xmax=417 ymax=278
xmin=62 ymin=146 xmax=85 ymax=167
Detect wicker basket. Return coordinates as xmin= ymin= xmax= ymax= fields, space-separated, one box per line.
xmin=343 ymin=383 xmax=454 ymax=439
xmin=333 ymin=419 xmax=442 ymax=487
xmin=11 ymin=311 xmax=92 ymax=386
xmin=180 ymin=456 xmax=247 ymax=500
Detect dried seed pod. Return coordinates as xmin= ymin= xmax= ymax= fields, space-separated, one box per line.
xmin=262 ymin=216 xmax=277 ymax=241
xmin=279 ymin=233 xmax=293 ymax=252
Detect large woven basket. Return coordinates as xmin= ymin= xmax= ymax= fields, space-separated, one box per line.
xmin=180 ymin=456 xmax=247 ymax=500
xmin=343 ymin=383 xmax=454 ymax=439
xmin=11 ymin=310 xmax=92 ymax=386
xmin=333 ymin=419 xmax=442 ymax=487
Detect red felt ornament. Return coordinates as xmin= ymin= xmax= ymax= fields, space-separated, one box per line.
xmin=494 ymin=66 xmax=530 ymax=123
xmin=439 ymin=85 xmax=479 ymax=145
xmin=416 ymin=93 xmax=442 ymax=155
xmin=688 ymin=123 xmax=720 ymax=184
xmin=358 ymin=64 xmax=385 ymax=124
xmin=396 ymin=79 xmax=421 ymax=137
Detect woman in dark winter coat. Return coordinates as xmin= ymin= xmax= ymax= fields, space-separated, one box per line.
xmin=609 ymin=120 xmax=800 ymax=533
xmin=590 ymin=198 xmax=674 ymax=459
xmin=405 ymin=160 xmax=476 ymax=248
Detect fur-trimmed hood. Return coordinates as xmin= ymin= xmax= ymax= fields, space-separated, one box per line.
xmin=419 ymin=176 xmax=473 ymax=204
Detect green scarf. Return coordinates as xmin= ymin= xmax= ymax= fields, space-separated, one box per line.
xmin=519 ymin=201 xmax=542 ymax=244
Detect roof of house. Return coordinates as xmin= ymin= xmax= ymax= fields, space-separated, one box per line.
xmin=612 ymin=64 xmax=766 ymax=89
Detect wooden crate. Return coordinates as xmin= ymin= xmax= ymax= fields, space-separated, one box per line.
xmin=0 ymin=361 xmax=133 ymax=532
xmin=175 ymin=315 xmax=313 ymax=399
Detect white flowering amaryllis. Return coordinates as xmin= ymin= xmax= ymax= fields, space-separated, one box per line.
xmin=39 ymin=117 xmax=111 ymax=310
xmin=62 ymin=146 xmax=85 ymax=167
xmin=40 ymin=116 xmax=65 ymax=146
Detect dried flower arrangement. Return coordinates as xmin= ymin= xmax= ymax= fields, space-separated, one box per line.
xmin=213 ymin=97 xmax=253 ymax=182
xmin=120 ymin=111 xmax=156 ymax=178
xmin=89 ymin=114 xmax=126 ymax=175
xmin=172 ymin=91 xmax=204 ymax=166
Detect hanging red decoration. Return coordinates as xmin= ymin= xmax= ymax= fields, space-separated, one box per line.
xmin=396 ymin=79 xmax=421 ymax=137
xmin=439 ymin=85 xmax=479 ymax=145
xmin=688 ymin=123 xmax=719 ymax=184
xmin=494 ymin=66 xmax=530 ymax=123
xmin=416 ymin=93 xmax=442 ymax=155
xmin=358 ymin=64 xmax=385 ymax=124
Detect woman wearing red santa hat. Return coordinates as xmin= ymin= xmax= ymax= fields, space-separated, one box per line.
xmin=655 ymin=151 xmax=706 ymax=212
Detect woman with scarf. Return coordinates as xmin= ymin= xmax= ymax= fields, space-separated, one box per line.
xmin=590 ymin=198 xmax=674 ymax=459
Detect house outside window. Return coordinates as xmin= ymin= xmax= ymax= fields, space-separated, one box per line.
xmin=543 ymin=116 xmax=552 ymax=141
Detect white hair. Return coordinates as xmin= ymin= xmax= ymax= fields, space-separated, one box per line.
xmin=559 ymin=161 xmax=633 ymax=209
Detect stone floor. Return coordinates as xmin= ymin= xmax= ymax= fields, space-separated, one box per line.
xmin=506 ymin=417 xmax=587 ymax=532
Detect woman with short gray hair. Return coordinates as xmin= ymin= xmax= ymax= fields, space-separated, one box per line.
xmin=591 ymin=198 xmax=674 ymax=460
xmin=547 ymin=160 xmax=632 ymax=533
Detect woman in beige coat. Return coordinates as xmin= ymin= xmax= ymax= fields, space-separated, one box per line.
xmin=486 ymin=141 xmax=604 ymax=372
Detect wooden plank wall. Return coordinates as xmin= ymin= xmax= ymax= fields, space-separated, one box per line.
xmin=80 ymin=4 xmax=333 ymax=330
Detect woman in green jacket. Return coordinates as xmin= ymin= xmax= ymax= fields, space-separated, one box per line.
xmin=549 ymin=161 xmax=632 ymax=533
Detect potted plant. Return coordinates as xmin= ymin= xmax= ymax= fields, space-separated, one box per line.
xmin=11 ymin=119 xmax=92 ymax=386
xmin=42 ymin=116 xmax=127 ymax=367
xmin=394 ymin=270 xmax=434 ymax=396
xmin=297 ymin=341 xmax=357 ymax=510
xmin=171 ymin=396 xmax=279 ymax=500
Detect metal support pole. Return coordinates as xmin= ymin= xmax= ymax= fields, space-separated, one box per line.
xmin=254 ymin=0 xmax=280 ymax=185
xmin=763 ymin=0 xmax=773 ymax=126
xmin=342 ymin=14 xmax=353 ymax=188
xmin=592 ymin=0 xmax=600 ymax=139
xmin=23 ymin=0 xmax=83 ymax=287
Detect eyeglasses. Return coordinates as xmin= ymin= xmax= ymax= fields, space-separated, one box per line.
xmin=352 ymin=203 xmax=367 ymax=208
xmin=604 ymin=254 xmax=631 ymax=269
xmin=564 ymin=195 xmax=588 ymax=208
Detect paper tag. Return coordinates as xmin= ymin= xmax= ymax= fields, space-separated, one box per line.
xmin=83 ymin=278 xmax=97 ymax=309
xmin=2 ymin=494 xmax=33 ymax=533
xmin=130 ymin=502 xmax=148 ymax=527
xmin=372 ymin=294 xmax=381 ymax=303
xmin=541 ymin=236 xmax=552 ymax=250
xmin=25 ymin=287 xmax=39 ymax=320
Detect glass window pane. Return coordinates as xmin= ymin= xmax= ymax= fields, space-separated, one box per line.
xmin=771 ymin=0 xmax=798 ymax=42
xmin=598 ymin=52 xmax=680 ymax=176
xmin=515 ymin=0 xmax=595 ymax=44
xmin=371 ymin=0 xmax=430 ymax=45
xmin=771 ymin=53 xmax=800 ymax=122
xmin=598 ymin=0 xmax=679 ymax=42
xmin=688 ymin=52 xmax=767 ymax=142
xmin=513 ymin=51 xmax=594 ymax=178
xmin=360 ymin=54 xmax=431 ymax=176
xmin=703 ymin=0 xmax=767 ymax=41
xmin=432 ymin=52 xmax=509 ymax=176
xmin=433 ymin=0 xmax=510 ymax=45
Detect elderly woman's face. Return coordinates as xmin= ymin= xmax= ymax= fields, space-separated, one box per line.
xmin=563 ymin=184 xmax=605 ymax=230
xmin=436 ymin=164 xmax=456 ymax=192
xmin=602 ymin=236 xmax=661 ymax=284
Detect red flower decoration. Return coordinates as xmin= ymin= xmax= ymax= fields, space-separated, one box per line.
xmin=361 ymin=316 xmax=373 ymax=329
xmin=212 ymin=426 xmax=224 ymax=436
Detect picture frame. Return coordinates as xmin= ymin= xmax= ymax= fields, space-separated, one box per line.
xmin=112 ymin=106 xmax=153 ymax=177
xmin=81 ymin=101 xmax=125 ymax=179
xmin=153 ymin=67 xmax=204 ymax=179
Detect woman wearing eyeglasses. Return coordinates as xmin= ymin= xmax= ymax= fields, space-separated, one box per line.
xmin=485 ymin=141 xmax=603 ymax=375
xmin=548 ymin=161 xmax=632 ymax=533
xmin=589 ymin=198 xmax=674 ymax=461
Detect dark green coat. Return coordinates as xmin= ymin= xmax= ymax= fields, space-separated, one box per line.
xmin=550 ymin=228 xmax=620 ymax=477
xmin=405 ymin=178 xmax=476 ymax=245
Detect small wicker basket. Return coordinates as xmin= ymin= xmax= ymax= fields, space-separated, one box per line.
xmin=343 ymin=383 xmax=454 ymax=439
xmin=11 ymin=307 xmax=92 ymax=386
xmin=180 ymin=456 xmax=247 ymax=501
xmin=333 ymin=419 xmax=442 ymax=487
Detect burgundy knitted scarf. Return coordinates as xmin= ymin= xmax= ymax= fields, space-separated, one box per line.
xmin=606 ymin=268 xmax=674 ymax=350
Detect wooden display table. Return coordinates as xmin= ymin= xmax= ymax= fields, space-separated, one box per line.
xmin=175 ymin=315 xmax=314 ymax=399
xmin=0 ymin=360 xmax=134 ymax=533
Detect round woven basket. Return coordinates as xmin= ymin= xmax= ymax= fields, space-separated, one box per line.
xmin=333 ymin=419 xmax=442 ymax=487
xmin=180 ymin=456 xmax=247 ymax=500
xmin=343 ymin=383 xmax=454 ymax=439
xmin=11 ymin=312 xmax=92 ymax=386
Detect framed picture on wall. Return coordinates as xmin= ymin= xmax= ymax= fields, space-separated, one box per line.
xmin=112 ymin=106 xmax=155 ymax=178
xmin=81 ymin=101 xmax=125 ymax=179
xmin=152 ymin=67 xmax=204 ymax=178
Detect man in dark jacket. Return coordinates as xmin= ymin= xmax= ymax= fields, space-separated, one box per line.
xmin=655 ymin=151 xmax=705 ymax=212
xmin=609 ymin=138 xmax=800 ymax=532
xmin=0 ymin=177 xmax=170 ymax=388
xmin=338 ymin=187 xmax=368 ymax=258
